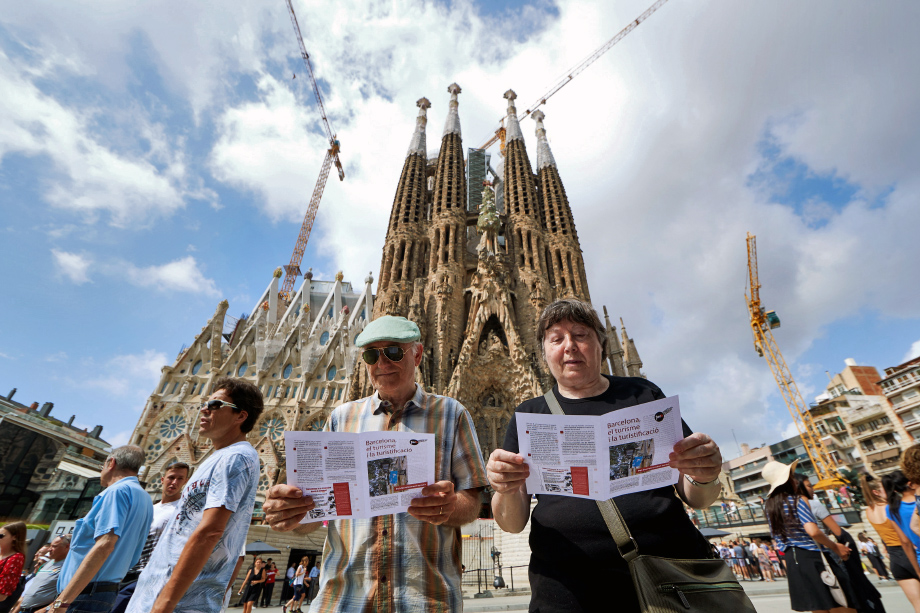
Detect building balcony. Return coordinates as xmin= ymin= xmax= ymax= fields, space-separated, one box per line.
xmin=843 ymin=404 xmax=888 ymax=425
xmin=893 ymin=397 xmax=920 ymax=415
xmin=730 ymin=463 xmax=767 ymax=480
xmin=734 ymin=478 xmax=769 ymax=494
xmin=883 ymin=374 xmax=920 ymax=395
xmin=853 ymin=423 xmax=895 ymax=441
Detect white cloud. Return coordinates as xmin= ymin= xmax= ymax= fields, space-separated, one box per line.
xmin=905 ymin=340 xmax=920 ymax=363
xmin=51 ymin=250 xmax=92 ymax=284
xmin=45 ymin=351 xmax=69 ymax=362
xmin=781 ymin=422 xmax=801 ymax=441
xmin=0 ymin=351 xmax=13 ymax=360
xmin=85 ymin=349 xmax=168 ymax=398
xmin=123 ymin=256 xmax=220 ymax=298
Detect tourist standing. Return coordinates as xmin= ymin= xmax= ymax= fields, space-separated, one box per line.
xmin=763 ymin=459 xmax=855 ymax=612
xmin=260 ymin=562 xmax=277 ymax=607
xmin=486 ymin=300 xmax=723 ymax=612
xmin=239 ymin=558 xmax=264 ymax=613
xmin=52 ymin=446 xmax=153 ymax=613
xmin=110 ymin=461 xmax=190 ymax=613
xmin=264 ymin=316 xmax=488 ymax=612
xmin=10 ymin=535 xmax=70 ymax=613
xmin=282 ymin=557 xmax=307 ymax=613
xmin=0 ymin=522 xmax=26 ymax=613
xmin=125 ymin=378 xmax=263 ymax=613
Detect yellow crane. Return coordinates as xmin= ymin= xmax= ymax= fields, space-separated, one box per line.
xmin=477 ymin=0 xmax=671 ymax=155
xmin=279 ymin=0 xmax=345 ymax=304
xmin=745 ymin=233 xmax=843 ymax=490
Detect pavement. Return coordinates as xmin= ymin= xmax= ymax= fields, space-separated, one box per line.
xmin=234 ymin=575 xmax=916 ymax=612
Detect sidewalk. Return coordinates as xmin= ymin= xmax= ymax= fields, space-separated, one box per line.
xmin=232 ymin=574 xmax=896 ymax=612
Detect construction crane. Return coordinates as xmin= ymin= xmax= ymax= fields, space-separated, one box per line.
xmin=745 ymin=233 xmax=843 ymax=490
xmin=477 ymin=0 xmax=670 ymax=155
xmin=280 ymin=0 xmax=345 ymax=303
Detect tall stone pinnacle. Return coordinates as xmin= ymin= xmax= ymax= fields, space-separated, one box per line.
xmin=503 ymin=89 xmax=523 ymax=143
xmin=532 ymin=110 xmax=557 ymax=170
xmin=443 ymin=83 xmax=462 ymax=137
xmin=406 ymin=97 xmax=431 ymax=157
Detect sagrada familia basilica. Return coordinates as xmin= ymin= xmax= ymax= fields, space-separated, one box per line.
xmin=129 ymin=84 xmax=645 ymax=514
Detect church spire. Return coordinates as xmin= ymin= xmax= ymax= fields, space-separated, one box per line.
xmin=604 ymin=306 xmax=626 ymax=377
xmin=531 ymin=110 xmax=556 ymax=170
xmin=536 ymin=110 xmax=588 ymax=301
xmin=406 ymin=97 xmax=431 ymax=157
xmin=620 ymin=318 xmax=644 ymax=378
xmin=503 ymin=89 xmax=524 ymax=143
xmin=443 ymin=83 xmax=462 ymax=137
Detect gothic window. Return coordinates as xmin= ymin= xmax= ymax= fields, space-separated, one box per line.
xmin=327 ymin=365 xmax=337 ymax=380
xmin=258 ymin=416 xmax=285 ymax=441
xmin=192 ymin=360 xmax=203 ymax=375
xmin=238 ymin=362 xmax=248 ymax=376
xmin=328 ymin=306 xmax=334 ymax=319
xmin=266 ymin=386 xmax=273 ymax=398
xmin=320 ymin=331 xmax=330 ymax=345
xmin=160 ymin=382 xmax=169 ymax=394
xmin=159 ymin=414 xmax=187 ymax=440
xmin=308 ymin=416 xmax=327 ymax=431
xmin=171 ymin=383 xmax=179 ymax=395
xmin=283 ymin=363 xmax=293 ymax=378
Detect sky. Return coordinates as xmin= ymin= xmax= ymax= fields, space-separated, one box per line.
xmin=1 ymin=0 xmax=919 ymax=458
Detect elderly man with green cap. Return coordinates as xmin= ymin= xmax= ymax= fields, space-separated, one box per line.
xmin=263 ymin=315 xmax=488 ymax=612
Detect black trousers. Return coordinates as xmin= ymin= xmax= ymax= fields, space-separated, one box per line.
xmin=260 ymin=582 xmax=275 ymax=606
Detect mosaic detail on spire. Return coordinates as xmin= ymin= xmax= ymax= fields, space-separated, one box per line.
xmin=503 ymin=89 xmax=523 ymax=143
xmin=532 ymin=110 xmax=557 ymax=170
xmin=407 ymin=97 xmax=431 ymax=157
xmin=443 ymin=83 xmax=462 ymax=137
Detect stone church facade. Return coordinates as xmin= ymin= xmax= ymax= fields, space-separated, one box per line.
xmin=351 ymin=84 xmax=645 ymax=463
xmin=130 ymin=269 xmax=374 ymax=514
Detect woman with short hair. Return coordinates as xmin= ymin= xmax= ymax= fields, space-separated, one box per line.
xmin=487 ymin=299 xmax=725 ymax=612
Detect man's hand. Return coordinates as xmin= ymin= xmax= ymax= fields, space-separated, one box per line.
xmin=486 ymin=450 xmax=529 ymax=494
xmin=669 ymin=433 xmax=722 ymax=483
xmin=408 ymin=481 xmax=457 ymax=525
xmin=834 ymin=541 xmax=852 ymax=561
xmin=263 ymin=485 xmax=316 ymax=531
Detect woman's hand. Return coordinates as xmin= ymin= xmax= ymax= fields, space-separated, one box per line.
xmin=487 ymin=449 xmax=530 ymax=494
xmin=669 ymin=433 xmax=722 ymax=483
xmin=834 ymin=542 xmax=851 ymax=561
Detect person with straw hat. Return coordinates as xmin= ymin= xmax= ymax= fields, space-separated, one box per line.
xmin=763 ymin=459 xmax=855 ymax=612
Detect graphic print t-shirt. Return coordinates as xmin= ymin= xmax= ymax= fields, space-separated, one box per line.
xmin=127 ymin=442 xmax=259 ymax=613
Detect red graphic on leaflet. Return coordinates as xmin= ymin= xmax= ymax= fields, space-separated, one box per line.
xmin=333 ymin=482 xmax=352 ymax=515
xmin=394 ymin=482 xmax=428 ymax=492
xmin=570 ymin=467 xmax=589 ymax=496
xmin=637 ymin=462 xmax=670 ymax=474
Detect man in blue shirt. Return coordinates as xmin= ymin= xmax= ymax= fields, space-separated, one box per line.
xmin=50 ymin=446 xmax=153 ymax=613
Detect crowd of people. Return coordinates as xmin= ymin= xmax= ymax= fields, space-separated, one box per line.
xmin=2 ymin=298 xmax=918 ymax=613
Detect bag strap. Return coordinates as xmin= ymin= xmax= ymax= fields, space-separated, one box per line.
xmin=542 ymin=390 xmax=640 ymax=562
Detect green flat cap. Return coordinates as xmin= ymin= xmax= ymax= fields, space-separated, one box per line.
xmin=355 ymin=315 xmax=421 ymax=347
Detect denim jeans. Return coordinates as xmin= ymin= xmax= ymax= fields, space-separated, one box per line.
xmin=70 ymin=583 xmax=119 ymax=613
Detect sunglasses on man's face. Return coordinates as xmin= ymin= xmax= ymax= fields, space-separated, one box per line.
xmin=361 ymin=346 xmax=406 ymax=365
xmin=199 ymin=399 xmax=238 ymax=414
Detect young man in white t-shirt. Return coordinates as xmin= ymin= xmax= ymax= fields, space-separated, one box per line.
xmin=126 ymin=378 xmax=263 ymax=613
xmin=110 ymin=461 xmax=190 ymax=613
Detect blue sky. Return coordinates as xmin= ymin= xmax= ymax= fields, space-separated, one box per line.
xmin=1 ymin=0 xmax=919 ymax=455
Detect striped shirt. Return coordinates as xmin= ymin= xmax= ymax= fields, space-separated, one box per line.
xmin=769 ymin=496 xmax=822 ymax=552
xmin=311 ymin=384 xmax=489 ymax=613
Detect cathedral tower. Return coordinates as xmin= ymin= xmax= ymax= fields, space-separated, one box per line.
xmin=425 ymin=84 xmax=469 ymax=389
xmin=353 ymin=86 xmax=644 ymax=460
xmin=533 ymin=110 xmax=590 ymax=302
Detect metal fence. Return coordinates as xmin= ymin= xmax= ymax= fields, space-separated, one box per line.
xmin=461 ymin=522 xmax=528 ymax=594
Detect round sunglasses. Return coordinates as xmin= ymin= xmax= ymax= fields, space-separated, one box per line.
xmin=361 ymin=346 xmax=406 ymax=365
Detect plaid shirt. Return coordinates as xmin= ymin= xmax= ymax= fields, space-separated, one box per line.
xmin=310 ymin=384 xmax=488 ymax=613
